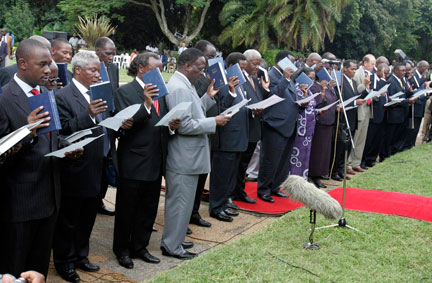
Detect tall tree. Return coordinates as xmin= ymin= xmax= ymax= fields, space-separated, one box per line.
xmin=129 ymin=0 xmax=213 ymax=46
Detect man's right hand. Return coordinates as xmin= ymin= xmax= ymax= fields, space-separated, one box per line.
xmin=27 ymin=106 xmax=50 ymax=137
xmin=144 ymin=83 xmax=159 ymax=108
xmin=215 ymin=115 xmax=231 ymax=126
xmin=88 ymin=99 xmax=107 ymax=117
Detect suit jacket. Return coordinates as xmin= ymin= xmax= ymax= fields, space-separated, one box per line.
xmin=353 ymin=67 xmax=372 ymax=121
xmin=114 ymin=79 xmax=168 ymax=181
xmin=0 ymin=79 xmax=63 ymax=222
xmin=108 ymin=63 xmax=120 ymax=93
xmin=55 ymin=81 xmax=104 ymax=197
xmin=165 ymin=71 xmax=216 ymax=174
xmin=409 ymin=72 xmax=427 ymax=117
xmin=0 ymin=41 xmax=8 ymax=68
xmin=370 ymin=74 xmax=389 ymax=124
xmin=341 ymin=75 xmax=368 ymax=130
xmin=264 ymin=67 xmax=299 ymax=138
xmin=242 ymin=74 xmax=266 ymax=142
xmin=386 ymin=74 xmax=411 ymax=124
xmin=0 ymin=64 xmax=18 ymax=87
xmin=214 ymin=85 xmax=248 ymax=152
xmin=309 ymin=82 xmax=338 ymax=125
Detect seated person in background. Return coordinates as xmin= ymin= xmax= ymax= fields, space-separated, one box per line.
xmin=166 ymin=53 xmax=177 ymax=72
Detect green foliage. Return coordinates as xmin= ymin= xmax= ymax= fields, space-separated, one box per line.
xmin=262 ymin=49 xmax=305 ymax=66
xmin=4 ymin=0 xmax=34 ymax=41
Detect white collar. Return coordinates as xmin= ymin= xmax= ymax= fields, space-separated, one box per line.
xmin=392 ymin=74 xmax=403 ymax=84
xmin=175 ymin=71 xmax=192 ymax=88
xmin=72 ymin=78 xmax=90 ymax=95
xmin=135 ymin=76 xmax=144 ymax=89
xmin=273 ymin=66 xmax=283 ymax=76
xmin=14 ymin=73 xmax=40 ymax=97
xmin=416 ymin=70 xmax=421 ymax=78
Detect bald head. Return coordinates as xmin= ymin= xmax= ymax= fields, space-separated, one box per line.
xmin=376 ymin=56 xmax=389 ymax=66
xmin=29 ymin=35 xmax=51 ymax=50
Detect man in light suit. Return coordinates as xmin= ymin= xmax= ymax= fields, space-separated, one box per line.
xmin=347 ymin=54 xmax=374 ymax=173
xmin=161 ymin=48 xmax=230 ymax=259
xmin=95 ymin=37 xmax=120 ymax=216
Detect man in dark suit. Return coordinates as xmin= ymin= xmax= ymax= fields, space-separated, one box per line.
xmin=113 ymin=52 xmax=179 ymax=268
xmin=0 ymin=35 xmax=51 ymax=86
xmin=404 ymin=60 xmax=429 ymax=149
xmin=232 ymin=49 xmax=268 ymax=202
xmin=53 ymin=50 xmax=114 ymax=282
xmin=189 ymin=40 xmax=217 ymax=229
xmin=332 ymin=60 xmax=368 ymax=181
xmin=51 ymin=38 xmax=73 ymax=85
xmin=381 ymin=62 xmax=414 ymax=160
xmin=257 ymin=51 xmax=303 ymax=203
xmin=362 ymin=63 xmax=390 ymax=167
xmin=0 ymin=39 xmax=81 ymax=279
xmin=95 ymin=37 xmax=120 ymax=215
xmin=209 ymin=52 xmax=245 ymax=222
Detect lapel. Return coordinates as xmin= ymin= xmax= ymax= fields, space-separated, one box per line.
xmin=131 ymin=79 xmax=145 ymax=103
xmin=175 ymin=72 xmax=206 ymax=113
xmin=11 ymin=80 xmax=31 ymax=116
xmin=70 ymin=81 xmax=89 ymax=110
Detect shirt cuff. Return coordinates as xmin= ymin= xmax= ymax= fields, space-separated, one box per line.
xmin=229 ymin=90 xmax=237 ymax=98
xmin=90 ymin=115 xmax=96 ymax=124
xmin=168 ymin=127 xmax=176 ymax=135
xmin=144 ymin=103 xmax=151 ymax=114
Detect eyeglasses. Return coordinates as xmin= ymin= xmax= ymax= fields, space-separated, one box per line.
xmin=49 ymin=77 xmax=59 ymax=83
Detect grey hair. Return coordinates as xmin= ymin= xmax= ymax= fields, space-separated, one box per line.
xmin=243 ymin=49 xmax=261 ymax=61
xmin=417 ymin=60 xmax=429 ymax=68
xmin=71 ymin=50 xmax=99 ymax=73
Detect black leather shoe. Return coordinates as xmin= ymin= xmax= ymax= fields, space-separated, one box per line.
xmin=331 ymin=174 xmax=343 ymax=181
xmin=226 ymin=198 xmax=239 ymax=210
xmin=360 ymin=164 xmax=368 ymax=170
xmin=98 ymin=205 xmax=115 ymax=216
xmin=210 ymin=211 xmax=233 ymax=222
xmin=133 ymin=250 xmax=160 ymax=264
xmin=186 ymin=227 xmax=192 ymax=235
xmin=117 ymin=256 xmax=134 ymax=269
xmin=75 ymin=261 xmax=100 ymax=272
xmin=190 ymin=216 xmax=212 ymax=227
xmin=258 ymin=194 xmax=274 ymax=203
xmin=235 ymin=195 xmax=257 ymax=203
xmin=271 ymin=191 xmax=289 ymax=198
xmin=312 ymin=177 xmax=327 ymax=188
xmin=57 ymin=268 xmax=80 ymax=282
xmin=365 ymin=161 xmax=376 ymax=167
xmin=224 ymin=208 xmax=239 ymax=216
xmin=321 ymin=175 xmax=330 ymax=180
xmin=182 ymin=241 xmax=194 ymax=249
xmin=161 ymin=247 xmax=197 ymax=260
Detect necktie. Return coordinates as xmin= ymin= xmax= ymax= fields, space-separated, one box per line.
xmin=30 ymin=89 xmax=39 ymax=95
xmin=153 ymin=99 xmax=160 ymax=116
xmin=399 ymin=79 xmax=403 ymax=89
xmin=248 ymin=75 xmax=256 ymax=91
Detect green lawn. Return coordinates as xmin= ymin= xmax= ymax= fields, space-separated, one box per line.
xmin=148 ymin=144 xmax=432 ymax=282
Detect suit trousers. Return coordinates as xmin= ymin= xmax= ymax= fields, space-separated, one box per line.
xmin=232 ymin=142 xmax=257 ymax=199
xmin=113 ymin=176 xmax=161 ymax=257
xmin=53 ymin=196 xmax=99 ymax=270
xmin=161 ymin=170 xmax=198 ymax=256
xmin=246 ymin=141 xmax=260 ymax=178
xmin=348 ymin=117 xmax=370 ymax=169
xmin=191 ymin=173 xmax=208 ymax=219
xmin=0 ymin=212 xmax=57 ymax=278
xmin=391 ymin=120 xmax=409 ymax=154
xmin=403 ymin=117 xmax=422 ymax=149
xmin=258 ymin=123 xmax=295 ymax=196
xmin=99 ymin=156 xmax=110 ymax=207
xmin=333 ymin=128 xmax=355 ymax=176
xmin=380 ymin=122 xmax=397 ymax=160
xmin=209 ymin=151 xmax=242 ymax=214
xmin=363 ymin=121 xmax=385 ymax=164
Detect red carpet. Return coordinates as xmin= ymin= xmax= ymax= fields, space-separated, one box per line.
xmin=233 ymin=182 xmax=304 ymax=215
xmin=329 ymin=187 xmax=432 ymax=223
xmin=234 ymin=183 xmax=432 ymax=222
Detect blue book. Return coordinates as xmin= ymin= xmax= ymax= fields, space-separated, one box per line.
xmin=278 ymin=57 xmax=298 ymax=72
xmin=28 ymin=91 xmax=62 ymax=135
xmin=295 ymin=72 xmax=313 ymax=89
xmin=57 ymin=63 xmax=70 ymax=87
xmin=317 ymin=68 xmax=332 ymax=82
xmin=226 ymin=63 xmax=246 ymax=86
xmin=141 ymin=68 xmax=169 ymax=100
xmin=90 ymin=81 xmax=114 ymax=111
xmin=208 ymin=57 xmax=225 ymax=68
xmin=331 ymin=70 xmax=342 ymax=86
xmin=100 ymin=61 xmax=109 ymax=82
xmin=208 ymin=62 xmax=228 ymax=89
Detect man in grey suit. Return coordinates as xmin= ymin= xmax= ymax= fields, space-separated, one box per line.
xmin=161 ymin=48 xmax=230 ymax=259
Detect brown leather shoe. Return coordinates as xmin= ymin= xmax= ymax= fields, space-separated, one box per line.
xmin=353 ymin=167 xmax=366 ymax=172
xmin=346 ymin=169 xmax=356 ymax=175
